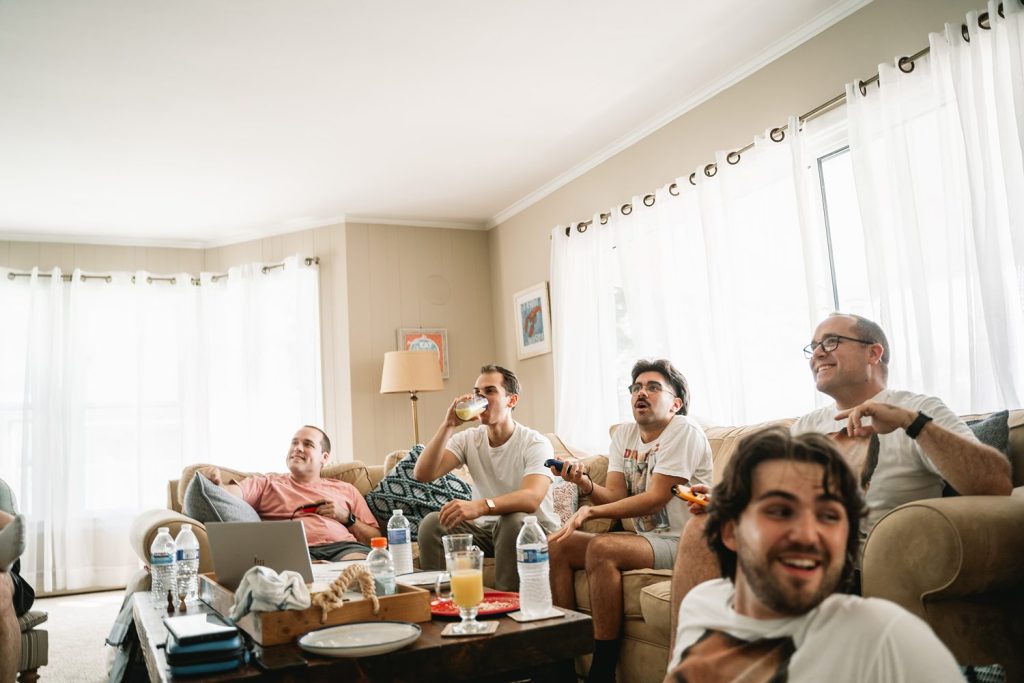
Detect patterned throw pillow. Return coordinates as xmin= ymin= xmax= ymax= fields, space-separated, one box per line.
xmin=364 ymin=445 xmax=473 ymax=540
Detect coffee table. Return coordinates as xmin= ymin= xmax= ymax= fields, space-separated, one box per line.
xmin=131 ymin=592 xmax=593 ymax=681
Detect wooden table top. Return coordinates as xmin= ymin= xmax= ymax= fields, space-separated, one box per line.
xmin=132 ymin=592 xmax=593 ymax=682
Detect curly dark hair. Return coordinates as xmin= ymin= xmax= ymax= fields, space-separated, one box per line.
xmin=705 ymin=427 xmax=865 ymax=589
xmin=630 ymin=359 xmax=690 ymax=415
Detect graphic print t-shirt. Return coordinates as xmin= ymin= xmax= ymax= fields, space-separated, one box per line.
xmin=608 ymin=415 xmax=712 ymax=536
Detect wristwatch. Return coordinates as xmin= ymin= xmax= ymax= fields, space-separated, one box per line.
xmin=343 ymin=510 xmax=358 ymax=527
xmin=484 ymin=498 xmax=497 ymax=513
xmin=905 ymin=411 xmax=933 ymax=439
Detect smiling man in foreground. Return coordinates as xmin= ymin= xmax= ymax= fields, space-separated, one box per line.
xmin=665 ymin=428 xmax=962 ymax=682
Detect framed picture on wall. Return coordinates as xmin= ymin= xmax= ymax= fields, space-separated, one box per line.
xmin=513 ymin=282 xmax=552 ymax=360
xmin=397 ymin=328 xmax=449 ymax=379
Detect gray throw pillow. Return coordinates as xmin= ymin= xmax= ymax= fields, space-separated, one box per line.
xmin=181 ymin=471 xmax=261 ymax=523
xmin=943 ymin=410 xmax=1010 ymax=497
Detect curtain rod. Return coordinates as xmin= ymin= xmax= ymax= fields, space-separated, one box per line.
xmin=4 ymin=256 xmax=320 ymax=285
xmin=561 ymin=3 xmax=1008 ymax=238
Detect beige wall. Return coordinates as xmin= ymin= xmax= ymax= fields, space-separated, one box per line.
xmin=345 ymin=222 xmax=495 ymax=463
xmin=488 ymin=0 xmax=980 ymax=434
xmin=3 ymin=221 xmax=495 ymax=468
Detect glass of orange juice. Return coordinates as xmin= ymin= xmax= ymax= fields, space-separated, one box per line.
xmin=446 ymin=547 xmax=486 ymax=634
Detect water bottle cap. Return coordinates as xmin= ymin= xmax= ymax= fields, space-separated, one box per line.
xmin=370 ymin=537 xmax=387 ymax=548
xmin=392 ymin=510 xmax=403 ymax=516
xmin=157 ymin=526 xmax=168 ymax=533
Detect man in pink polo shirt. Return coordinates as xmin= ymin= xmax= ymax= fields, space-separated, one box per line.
xmin=201 ymin=425 xmax=380 ymax=561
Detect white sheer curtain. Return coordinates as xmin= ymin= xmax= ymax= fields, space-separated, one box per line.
xmin=846 ymin=2 xmax=1024 ymax=412
xmin=0 ymin=255 xmax=322 ymax=592
xmin=552 ymin=121 xmax=826 ymax=453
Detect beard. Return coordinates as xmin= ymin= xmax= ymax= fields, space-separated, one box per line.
xmin=736 ymin=542 xmax=843 ymax=616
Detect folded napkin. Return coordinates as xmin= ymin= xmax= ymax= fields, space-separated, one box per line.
xmin=229 ymin=565 xmax=311 ymax=622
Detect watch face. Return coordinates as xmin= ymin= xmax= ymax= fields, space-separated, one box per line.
xmin=486 ymin=499 xmax=496 ymax=511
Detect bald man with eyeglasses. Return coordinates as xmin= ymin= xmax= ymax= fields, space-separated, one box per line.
xmin=667 ymin=312 xmax=1011 ymax=653
xmin=547 ymin=358 xmax=713 ymax=683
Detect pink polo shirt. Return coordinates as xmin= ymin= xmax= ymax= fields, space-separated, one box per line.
xmin=239 ymin=474 xmax=379 ymax=546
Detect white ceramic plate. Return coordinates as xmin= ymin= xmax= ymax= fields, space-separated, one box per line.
xmin=397 ymin=570 xmax=448 ymax=587
xmin=298 ymin=621 xmax=421 ymax=658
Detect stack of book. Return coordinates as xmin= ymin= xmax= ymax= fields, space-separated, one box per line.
xmin=162 ymin=612 xmax=248 ymax=677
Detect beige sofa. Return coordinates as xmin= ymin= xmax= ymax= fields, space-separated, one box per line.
xmin=129 ymin=411 xmax=1024 ymax=682
xmin=570 ymin=409 xmax=1024 ymax=683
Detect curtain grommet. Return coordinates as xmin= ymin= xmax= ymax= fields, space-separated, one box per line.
xmin=770 ymin=127 xmax=785 ymax=142
xmin=620 ymin=203 xmax=632 ymax=216
xmin=726 ymin=151 xmax=741 ymax=165
xmin=961 ymin=23 xmax=971 ymax=42
xmin=704 ymin=163 xmax=718 ymax=178
xmin=898 ymin=56 xmax=915 ymax=73
xmin=668 ymin=182 xmax=679 ymax=196
xmin=642 ymin=194 xmax=656 ymax=207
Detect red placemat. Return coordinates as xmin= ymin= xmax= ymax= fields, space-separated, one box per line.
xmin=430 ymin=591 xmax=520 ymax=618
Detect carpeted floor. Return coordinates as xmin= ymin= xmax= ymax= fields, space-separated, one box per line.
xmin=33 ymin=589 xmax=124 ymax=681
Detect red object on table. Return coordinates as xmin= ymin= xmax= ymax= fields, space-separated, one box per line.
xmin=431 ymin=591 xmax=520 ymax=618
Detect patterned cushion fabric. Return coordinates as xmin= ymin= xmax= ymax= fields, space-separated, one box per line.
xmin=364 ymin=445 xmax=473 ymax=539
xmin=181 ymin=472 xmax=261 ymax=523
xmin=551 ymin=480 xmax=579 ymax=527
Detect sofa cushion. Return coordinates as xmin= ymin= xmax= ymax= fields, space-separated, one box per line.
xmin=181 ymin=472 xmax=261 ymax=523
xmin=944 ymin=410 xmax=1010 ymax=496
xmin=364 ymin=445 xmax=473 ymax=539
xmin=552 ymin=480 xmax=579 ymax=526
xmin=320 ymin=461 xmax=374 ymax=495
xmin=640 ymin=580 xmax=672 ymax=641
xmin=177 ymin=464 xmax=259 ymax=508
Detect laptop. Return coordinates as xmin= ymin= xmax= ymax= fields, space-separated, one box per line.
xmin=206 ymin=520 xmax=314 ymax=591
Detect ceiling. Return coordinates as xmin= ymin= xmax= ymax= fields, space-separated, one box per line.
xmin=0 ymin=0 xmax=865 ymax=248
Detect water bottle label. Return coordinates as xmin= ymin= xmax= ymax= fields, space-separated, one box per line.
xmin=176 ymin=549 xmax=199 ymax=561
xmin=387 ymin=529 xmax=410 ymax=545
xmin=517 ymin=547 xmax=549 ymax=563
xmin=151 ymin=552 xmax=174 ymax=566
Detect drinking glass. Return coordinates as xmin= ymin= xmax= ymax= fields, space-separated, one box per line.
xmin=434 ymin=572 xmax=452 ymax=604
xmin=442 ymin=533 xmax=474 ymax=556
xmin=446 ymin=547 xmax=486 ymax=634
xmin=454 ymin=395 xmax=488 ymax=421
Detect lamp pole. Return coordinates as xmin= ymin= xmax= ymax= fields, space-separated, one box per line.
xmin=409 ymin=391 xmax=421 ymax=444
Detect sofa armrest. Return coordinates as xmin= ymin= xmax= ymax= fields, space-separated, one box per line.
xmin=862 ymin=488 xmax=1024 ymax=611
xmin=129 ymin=509 xmax=215 ymax=575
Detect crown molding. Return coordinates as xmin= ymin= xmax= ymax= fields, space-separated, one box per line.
xmin=486 ymin=0 xmax=871 ymax=229
xmin=344 ymin=215 xmax=487 ymax=231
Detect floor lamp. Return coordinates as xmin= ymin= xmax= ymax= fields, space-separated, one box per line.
xmin=380 ymin=350 xmax=445 ymax=444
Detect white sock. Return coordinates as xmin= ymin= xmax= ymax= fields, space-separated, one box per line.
xmin=0 ymin=514 xmax=26 ymax=571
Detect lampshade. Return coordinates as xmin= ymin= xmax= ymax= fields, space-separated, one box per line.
xmin=380 ymin=351 xmax=444 ymax=394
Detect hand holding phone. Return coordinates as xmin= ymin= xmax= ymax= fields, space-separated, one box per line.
xmin=671 ymin=484 xmax=709 ymax=507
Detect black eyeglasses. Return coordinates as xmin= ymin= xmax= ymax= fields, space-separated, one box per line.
xmin=803 ymin=334 xmax=876 ymax=358
xmin=627 ymin=381 xmax=676 ymax=398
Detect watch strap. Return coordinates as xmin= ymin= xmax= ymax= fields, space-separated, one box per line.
xmin=905 ymin=411 xmax=933 ymax=439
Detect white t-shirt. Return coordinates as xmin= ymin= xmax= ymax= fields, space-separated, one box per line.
xmin=608 ymin=415 xmax=713 ymax=537
xmin=667 ymin=579 xmax=962 ymax=683
xmin=446 ymin=422 xmax=558 ymax=530
xmin=791 ymin=388 xmax=977 ymax=535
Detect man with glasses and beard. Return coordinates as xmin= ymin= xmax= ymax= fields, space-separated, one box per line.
xmin=547 ymin=359 xmax=713 ymax=683
xmin=668 ymin=313 xmax=1011 ymax=644
xmin=665 ymin=428 xmax=961 ymax=682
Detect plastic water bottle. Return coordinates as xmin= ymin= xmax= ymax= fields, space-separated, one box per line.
xmin=149 ymin=526 xmax=177 ymax=606
xmin=387 ymin=510 xmax=414 ymax=576
xmin=174 ymin=524 xmax=200 ymax=604
xmin=516 ymin=516 xmax=553 ymax=618
xmin=367 ymin=537 xmax=397 ymax=596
